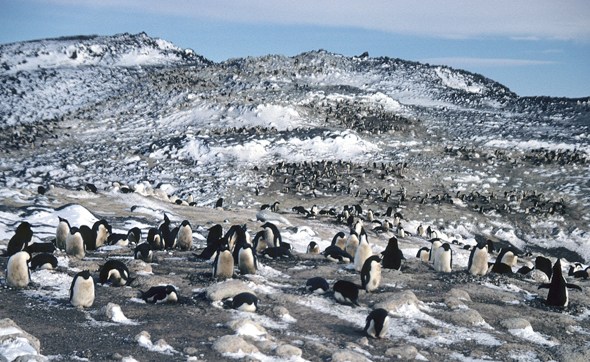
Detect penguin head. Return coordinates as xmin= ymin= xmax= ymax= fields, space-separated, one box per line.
xmin=181 ymin=220 xmax=191 ymax=228
xmin=79 ymin=270 xmax=92 ymax=280
xmin=552 ymin=259 xmax=564 ymax=278
xmin=58 ymin=217 xmax=71 ymax=227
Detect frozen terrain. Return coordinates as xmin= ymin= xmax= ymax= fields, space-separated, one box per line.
xmin=1 ymin=33 xmax=589 ymax=361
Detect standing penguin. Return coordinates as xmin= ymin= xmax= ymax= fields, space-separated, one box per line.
xmin=261 ymin=222 xmax=282 ymax=248
xmin=306 ymin=241 xmax=320 ymax=254
xmin=56 ymin=217 xmax=70 ymax=250
xmin=66 ymin=227 xmax=86 ymax=259
xmin=539 ymin=259 xmax=582 ymax=307
xmin=176 ymin=220 xmax=193 ymax=251
xmin=361 ymin=255 xmax=382 ymax=292
xmin=346 ymin=230 xmax=361 ymax=260
xmin=429 ymin=239 xmax=442 ymax=264
xmin=92 ymin=219 xmax=111 ymax=249
xmin=333 ymin=280 xmax=361 ymax=307
xmin=492 ymin=248 xmax=518 ymax=274
xmin=434 ymin=243 xmax=453 ymax=273
xmin=354 ymin=229 xmax=372 ymax=272
xmin=195 ymin=224 xmax=223 ymax=260
xmin=213 ymin=244 xmax=234 ymax=279
xmin=237 ymin=244 xmax=257 ymax=275
xmin=142 ymin=285 xmax=178 ymax=304
xmin=467 ymin=240 xmax=490 ymax=276
xmin=159 ymin=214 xmax=177 ymax=249
xmin=70 ymin=270 xmax=95 ymax=308
xmin=99 ymin=260 xmax=131 ymax=286
xmin=332 ymin=231 xmax=347 ymax=250
xmin=147 ymin=228 xmax=164 ymax=251
xmin=364 ymin=308 xmax=390 ymax=339
xmin=6 ymin=222 xmax=33 ymax=256
xmin=416 ymin=247 xmax=430 ymax=263
xmin=6 ymin=251 xmax=31 ymax=288
xmin=381 ymin=236 xmax=405 ymax=270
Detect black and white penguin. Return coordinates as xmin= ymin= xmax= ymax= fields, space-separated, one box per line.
xmin=159 ymin=214 xmax=177 ymax=249
xmin=416 ymin=247 xmax=430 ymax=263
xmin=213 ymin=244 xmax=234 ymax=279
xmin=381 ymin=236 xmax=405 ymax=270
xmin=467 ymin=240 xmax=490 ymax=276
xmin=195 ymin=224 xmax=223 ymax=260
xmin=261 ymin=222 xmax=282 ymax=248
xmin=429 ymin=239 xmax=442 ymax=263
xmin=127 ymin=227 xmax=142 ymax=244
xmin=56 ymin=217 xmax=70 ymax=250
xmin=70 ymin=270 xmax=95 ymax=308
xmin=491 ymin=248 xmax=518 ymax=274
xmin=176 ymin=220 xmax=193 ymax=251
xmin=306 ymin=277 xmax=329 ymax=294
xmin=30 ymin=253 xmax=58 ymax=270
xmin=332 ymin=231 xmax=347 ymax=250
xmin=231 ymin=292 xmax=258 ymax=312
xmin=215 ymin=197 xmax=224 ymax=209
xmin=333 ymin=280 xmax=361 ymax=307
xmin=416 ymin=224 xmax=425 ymax=237
xmin=364 ymin=308 xmax=390 ymax=339
xmin=99 ymin=260 xmax=131 ymax=286
xmin=361 ymin=255 xmax=382 ymax=292
xmin=66 ymin=227 xmax=86 ymax=258
xmin=134 ymin=242 xmax=153 ymax=263
xmin=92 ymin=219 xmax=111 ymax=249
xmin=6 ymin=251 xmax=31 ymax=288
xmin=147 ymin=227 xmax=164 ymax=251
xmin=6 ymin=222 xmax=33 ymax=256
xmin=142 ymin=285 xmax=178 ymax=304
xmin=434 ymin=243 xmax=452 ymax=273
xmin=539 ymin=259 xmax=582 ymax=307
xmin=237 ymin=244 xmax=257 ymax=275
xmin=260 ymin=246 xmax=293 ymax=259
xmin=354 ymin=229 xmax=372 ymax=272
xmin=306 ymin=241 xmax=320 ymax=254
xmin=535 ymin=256 xmax=553 ymax=281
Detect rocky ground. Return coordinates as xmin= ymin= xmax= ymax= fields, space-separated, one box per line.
xmin=1 ymin=187 xmax=590 ymax=362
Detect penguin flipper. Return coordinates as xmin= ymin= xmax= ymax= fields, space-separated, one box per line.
xmin=538 ymin=283 xmax=551 ymax=289
xmin=566 ymin=283 xmax=582 ymax=291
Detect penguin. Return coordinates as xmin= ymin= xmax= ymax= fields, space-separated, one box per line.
xmin=215 ymin=197 xmax=224 ymax=209
xmin=260 ymin=246 xmax=293 ymax=259
xmin=416 ymin=247 xmax=430 ymax=263
xmin=416 ymin=224 xmax=426 ymax=237
xmin=142 ymin=285 xmax=178 ymax=304
xmin=107 ymin=226 xmax=141 ymax=246
xmin=333 ymin=280 xmax=360 ymax=307
xmin=134 ymin=242 xmax=153 ymax=263
xmin=92 ymin=219 xmax=111 ymax=249
xmin=538 ymin=259 xmax=582 ymax=307
xmin=78 ymin=225 xmax=96 ymax=250
xmin=127 ymin=227 xmax=142 ymax=244
xmin=225 ymin=224 xmax=246 ymax=253
xmin=535 ymin=256 xmax=553 ymax=281
xmin=364 ymin=308 xmax=390 ymax=339
xmin=99 ymin=260 xmax=131 ymax=286
xmin=354 ymin=230 xmax=372 ymax=272
xmin=323 ymin=244 xmax=354 ymax=263
xmin=306 ymin=241 xmax=320 ymax=254
xmin=396 ymin=224 xmax=406 ymax=238
xmin=6 ymin=251 xmax=31 ymax=288
xmin=195 ymin=224 xmax=223 ymax=260
xmin=147 ymin=227 xmax=164 ymax=251
xmin=261 ymin=222 xmax=282 ymax=248
xmin=332 ymin=231 xmax=347 ymax=250
xmin=213 ymin=244 xmax=234 ymax=279
xmin=252 ymin=230 xmax=268 ymax=253
xmin=56 ymin=217 xmax=70 ymax=250
xmin=467 ymin=240 xmax=490 ymax=276
xmin=176 ymin=220 xmax=193 ymax=251
xmin=70 ymin=270 xmax=95 ymax=308
xmin=237 ymin=244 xmax=257 ymax=275
xmin=66 ymin=227 xmax=86 ymax=258
xmin=429 ymin=239 xmax=442 ymax=264
xmin=6 ymin=221 xmax=33 ymax=256
xmin=231 ymin=292 xmax=258 ymax=312
xmin=434 ymin=243 xmax=452 ymax=273
xmin=306 ymin=277 xmax=329 ymax=294
xmin=345 ymin=230 xmax=361 ymax=259
xmin=25 ymin=241 xmax=56 ymax=254
xmin=159 ymin=214 xmax=177 ymax=249
xmin=491 ymin=248 xmax=517 ymax=274
xmin=361 ymin=255 xmax=382 ymax=292
xmin=30 ymin=253 xmax=58 ymax=270
xmin=381 ymin=236 xmax=405 ymax=270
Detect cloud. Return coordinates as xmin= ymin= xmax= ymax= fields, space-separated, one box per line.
xmin=422 ymin=57 xmax=558 ymax=67
xmin=42 ymin=0 xmax=590 ymax=41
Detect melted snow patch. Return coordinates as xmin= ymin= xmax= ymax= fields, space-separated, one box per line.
xmin=435 ymin=67 xmax=483 ymax=94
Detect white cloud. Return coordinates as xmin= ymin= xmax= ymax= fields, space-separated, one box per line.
xmin=423 ymin=57 xmax=558 ymax=68
xmin=44 ymin=0 xmax=590 ymax=41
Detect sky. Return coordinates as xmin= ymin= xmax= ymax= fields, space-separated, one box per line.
xmin=0 ymin=0 xmax=589 ymax=98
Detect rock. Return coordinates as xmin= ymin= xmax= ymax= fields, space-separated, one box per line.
xmin=227 ymin=319 xmax=267 ymax=338
xmin=183 ymin=347 xmax=199 ymax=356
xmin=213 ymin=335 xmax=259 ymax=355
xmin=448 ymin=288 xmax=471 ymax=301
xmin=413 ymin=327 xmax=438 ymax=338
xmin=275 ymin=344 xmax=302 ymax=358
xmin=356 ymin=337 xmax=370 ymax=347
xmin=557 ymin=344 xmax=590 ymax=362
xmin=385 ymin=345 xmax=419 ymax=360
xmin=444 ymin=296 xmax=466 ymax=310
xmin=448 ymin=309 xmax=486 ymax=326
xmin=374 ymin=290 xmax=421 ymax=313
xmin=13 ymin=356 xmax=47 ymax=362
xmin=304 ymin=340 xmax=334 ymax=358
xmin=500 ymin=318 xmax=531 ymax=330
xmin=206 ymin=279 xmax=252 ymax=301
xmin=331 ymin=350 xmax=371 ymax=362
xmin=127 ymin=259 xmax=152 ymax=274
xmin=0 ymin=318 xmax=44 ymax=361
xmin=272 ymin=306 xmax=290 ymax=318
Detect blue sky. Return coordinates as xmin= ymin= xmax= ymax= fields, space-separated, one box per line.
xmin=1 ymin=0 xmax=589 ymax=97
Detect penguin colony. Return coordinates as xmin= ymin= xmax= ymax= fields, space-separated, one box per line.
xmin=1 ymin=197 xmax=587 ymax=344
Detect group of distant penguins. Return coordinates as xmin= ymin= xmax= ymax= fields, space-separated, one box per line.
xmin=2 ymin=204 xmax=588 ymax=340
